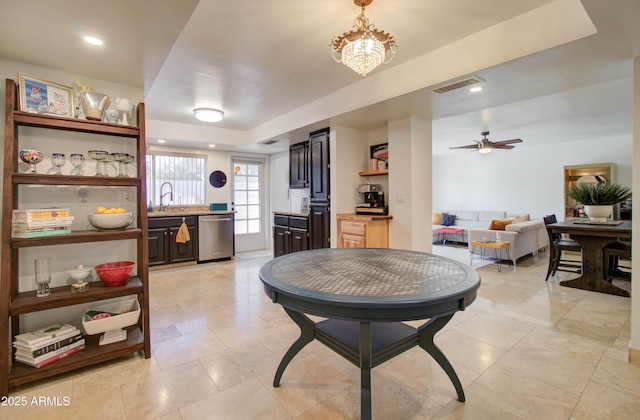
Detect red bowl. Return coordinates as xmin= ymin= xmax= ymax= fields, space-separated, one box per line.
xmin=94 ymin=261 xmax=135 ymax=287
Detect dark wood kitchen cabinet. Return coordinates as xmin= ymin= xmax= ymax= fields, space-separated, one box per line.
xmin=309 ymin=128 xmax=330 ymax=202
xmin=148 ymin=216 xmax=198 ymax=266
xmin=309 ymin=203 xmax=330 ymax=249
xmin=289 ymin=141 xmax=309 ymax=189
xmin=309 ymin=128 xmax=330 ymax=248
xmin=273 ymin=214 xmax=309 ymax=257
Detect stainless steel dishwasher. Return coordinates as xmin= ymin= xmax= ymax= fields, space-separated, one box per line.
xmin=198 ymin=214 xmax=234 ymax=262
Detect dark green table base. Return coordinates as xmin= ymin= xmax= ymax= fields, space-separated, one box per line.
xmin=273 ymin=307 xmax=464 ymax=419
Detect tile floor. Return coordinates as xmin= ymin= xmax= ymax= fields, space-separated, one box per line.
xmin=3 ymin=249 xmax=638 ymax=419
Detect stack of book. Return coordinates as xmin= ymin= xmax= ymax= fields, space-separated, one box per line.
xmin=13 ymin=323 xmax=85 ymax=368
xmin=11 ymin=208 xmax=73 ymax=238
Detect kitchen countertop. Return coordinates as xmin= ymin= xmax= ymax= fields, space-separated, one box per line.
xmin=336 ymin=213 xmax=393 ymax=221
xmin=273 ymin=211 xmax=309 ymax=217
xmin=148 ymin=207 xmax=235 ymax=218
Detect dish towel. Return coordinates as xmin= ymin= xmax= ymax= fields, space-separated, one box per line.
xmin=176 ymin=221 xmax=190 ymax=243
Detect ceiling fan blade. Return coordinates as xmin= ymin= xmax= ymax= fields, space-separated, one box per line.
xmin=492 ymin=138 xmax=522 ymax=146
xmin=492 ymin=144 xmax=516 ymax=149
xmin=449 ymin=144 xmax=479 ymax=150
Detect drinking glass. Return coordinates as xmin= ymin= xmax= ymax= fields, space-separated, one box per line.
xmin=101 ymin=153 xmax=115 ymax=177
xmin=88 ymin=150 xmax=107 ymax=176
xmin=123 ymin=154 xmax=136 ymax=177
xmin=70 ymin=153 xmax=85 ymax=176
xmin=35 ymin=257 xmax=52 ymax=297
xmin=19 ymin=149 xmax=44 ymax=174
xmin=49 ymin=153 xmax=66 ymax=175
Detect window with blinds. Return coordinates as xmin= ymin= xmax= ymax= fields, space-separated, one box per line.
xmin=146 ymin=152 xmax=206 ymax=205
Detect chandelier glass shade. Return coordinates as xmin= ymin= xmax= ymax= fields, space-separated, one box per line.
xmin=331 ymin=0 xmax=397 ymax=77
xmin=478 ymin=141 xmax=492 ymax=153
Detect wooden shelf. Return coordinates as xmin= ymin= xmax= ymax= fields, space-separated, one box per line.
xmin=12 ymin=173 xmax=141 ymax=187
xmin=9 ymin=278 xmax=143 ymax=315
xmin=13 ymin=111 xmax=140 ymax=138
xmin=11 ymin=229 xmax=142 ymax=248
xmin=8 ymin=326 xmax=144 ymax=388
xmin=358 ymin=169 xmax=389 ymax=177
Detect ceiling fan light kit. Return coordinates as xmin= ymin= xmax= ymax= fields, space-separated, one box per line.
xmin=330 ymin=0 xmax=397 ymax=77
xmin=193 ymin=108 xmax=224 ymax=122
xmin=450 ymin=131 xmax=523 ymax=153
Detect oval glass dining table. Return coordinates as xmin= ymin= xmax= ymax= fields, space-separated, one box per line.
xmin=259 ymin=248 xmax=481 ymax=420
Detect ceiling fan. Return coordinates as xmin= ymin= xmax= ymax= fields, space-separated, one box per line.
xmin=449 ymin=131 xmax=523 ymax=153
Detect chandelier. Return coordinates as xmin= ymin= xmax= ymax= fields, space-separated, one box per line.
xmin=330 ymin=0 xmax=397 ymax=77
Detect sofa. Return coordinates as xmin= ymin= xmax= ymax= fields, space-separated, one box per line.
xmin=432 ymin=210 xmax=548 ymax=267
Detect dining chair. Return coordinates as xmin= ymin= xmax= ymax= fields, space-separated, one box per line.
xmin=603 ymin=239 xmax=631 ymax=282
xmin=543 ymin=214 xmax=582 ymax=281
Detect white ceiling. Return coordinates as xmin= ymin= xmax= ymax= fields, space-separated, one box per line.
xmin=1 ymin=0 xmax=638 ymax=155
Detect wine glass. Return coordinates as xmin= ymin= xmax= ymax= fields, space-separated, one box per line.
xmin=112 ymin=153 xmax=129 ymax=177
xmin=19 ymin=149 xmax=44 ymax=174
xmin=101 ymin=153 xmax=115 ymax=177
xmin=88 ymin=150 xmax=107 ymax=176
xmin=48 ymin=153 xmax=66 ymax=175
xmin=70 ymin=153 xmax=85 ymax=176
xmin=123 ymin=154 xmax=136 ymax=177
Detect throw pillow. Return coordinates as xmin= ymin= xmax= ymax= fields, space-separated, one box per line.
xmin=441 ymin=214 xmax=456 ymax=226
xmin=488 ymin=218 xmax=514 ymax=230
xmin=512 ymin=214 xmax=530 ymax=223
xmin=432 ymin=212 xmax=442 ymax=225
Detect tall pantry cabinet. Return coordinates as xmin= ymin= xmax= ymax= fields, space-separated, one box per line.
xmin=1 ymin=79 xmax=150 ymax=396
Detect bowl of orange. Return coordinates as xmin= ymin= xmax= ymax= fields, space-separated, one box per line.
xmin=88 ymin=206 xmax=134 ymax=230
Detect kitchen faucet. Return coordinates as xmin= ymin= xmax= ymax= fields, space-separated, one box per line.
xmin=159 ymin=182 xmax=173 ymax=212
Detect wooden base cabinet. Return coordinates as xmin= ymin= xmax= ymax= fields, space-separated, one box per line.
xmin=336 ymin=214 xmax=392 ymax=248
xmin=273 ymin=214 xmax=309 ymax=257
xmin=148 ymin=216 xmax=198 ymax=266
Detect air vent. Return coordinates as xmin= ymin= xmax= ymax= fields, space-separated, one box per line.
xmin=432 ymin=75 xmax=485 ymax=94
xmin=261 ymin=139 xmax=278 ymax=145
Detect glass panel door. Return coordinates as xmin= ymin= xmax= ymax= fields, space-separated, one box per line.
xmin=232 ymin=158 xmax=265 ymax=252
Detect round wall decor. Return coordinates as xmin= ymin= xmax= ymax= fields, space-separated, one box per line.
xmin=209 ymin=170 xmax=227 ymax=188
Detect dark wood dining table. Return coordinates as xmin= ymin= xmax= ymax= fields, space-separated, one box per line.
xmin=259 ymin=248 xmax=481 ymax=420
xmin=547 ymin=219 xmax=631 ymax=297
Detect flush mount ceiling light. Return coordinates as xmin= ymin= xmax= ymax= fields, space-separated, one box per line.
xmin=83 ymin=36 xmax=103 ymax=46
xmin=330 ymin=0 xmax=397 ymax=77
xmin=193 ymin=108 xmax=224 ymax=122
xmin=469 ymin=86 xmax=483 ymax=93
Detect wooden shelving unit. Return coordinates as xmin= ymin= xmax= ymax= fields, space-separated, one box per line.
xmin=1 ymin=78 xmax=150 ymax=396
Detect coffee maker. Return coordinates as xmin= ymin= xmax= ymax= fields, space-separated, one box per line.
xmin=356 ymin=184 xmax=388 ymax=215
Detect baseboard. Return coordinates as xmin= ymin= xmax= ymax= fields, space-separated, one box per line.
xmin=629 ymin=346 xmax=640 ymax=365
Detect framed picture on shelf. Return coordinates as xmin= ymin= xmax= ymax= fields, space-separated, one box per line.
xmin=18 ymin=73 xmax=74 ymax=117
xmin=370 ymin=143 xmax=388 ymax=169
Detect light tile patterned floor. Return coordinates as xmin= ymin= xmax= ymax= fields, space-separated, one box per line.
xmin=3 ymin=250 xmax=637 ymax=419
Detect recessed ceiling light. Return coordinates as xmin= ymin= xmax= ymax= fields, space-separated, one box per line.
xmin=209 ymin=144 xmax=215 ymax=148
xmin=158 ymin=139 xmax=166 ymax=143
xmin=470 ymin=86 xmax=483 ymax=93
xmin=194 ymin=108 xmax=224 ymax=122
xmin=83 ymin=36 xmax=104 ymax=46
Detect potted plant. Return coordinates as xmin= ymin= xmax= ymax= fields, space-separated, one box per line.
xmin=567 ymin=182 xmax=631 ymax=222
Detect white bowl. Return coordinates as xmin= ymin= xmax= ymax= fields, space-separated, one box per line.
xmin=82 ymin=298 xmax=140 ymax=345
xmin=87 ymin=212 xmax=134 ymax=230
xmin=67 ymin=265 xmax=92 ymax=281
